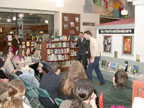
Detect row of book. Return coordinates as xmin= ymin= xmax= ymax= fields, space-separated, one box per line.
xmin=47 ymin=54 xmax=70 ymax=61
xmin=47 ymin=48 xmax=69 ymax=55
xmin=47 ymin=42 xmax=69 ymax=48
xmin=70 ymin=50 xmax=77 ymax=56
xmin=101 ymin=60 xmax=139 ymax=74
xmin=61 ymin=61 xmax=71 ymax=68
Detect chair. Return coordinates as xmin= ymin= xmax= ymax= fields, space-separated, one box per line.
xmin=36 ymin=87 xmax=55 ymax=104
xmin=54 ymin=98 xmax=64 ymax=106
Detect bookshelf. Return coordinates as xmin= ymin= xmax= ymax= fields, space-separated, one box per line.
xmin=40 ymin=36 xmax=79 ymax=71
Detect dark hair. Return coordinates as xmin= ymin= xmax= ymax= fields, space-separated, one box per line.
xmin=79 ymin=32 xmax=83 ymax=34
xmin=40 ymin=61 xmax=50 ymax=73
xmin=84 ymin=31 xmax=92 ymax=36
xmin=31 ymin=48 xmax=37 ymax=55
xmin=0 ymin=58 xmax=4 ymax=68
xmin=70 ymin=79 xmax=94 ymax=108
xmin=114 ymin=70 xmax=128 ymax=87
xmin=49 ymin=62 xmax=61 ymax=73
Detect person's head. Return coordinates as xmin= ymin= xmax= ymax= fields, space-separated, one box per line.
xmin=113 ymin=70 xmax=128 ymax=87
xmin=25 ymin=48 xmax=30 ymax=56
xmin=70 ymin=79 xmax=95 ymax=108
xmin=0 ymin=82 xmax=19 ymax=104
xmin=0 ymin=82 xmax=8 ymax=103
xmin=37 ymin=61 xmax=50 ymax=74
xmin=10 ymin=79 xmax=25 ymax=96
xmin=49 ymin=62 xmax=61 ymax=75
xmin=62 ymin=60 xmax=87 ymax=95
xmin=79 ymin=32 xmax=84 ymax=39
xmin=31 ymin=48 xmax=38 ymax=55
xmin=1 ymin=96 xmax=24 ymax=108
xmin=84 ymin=31 xmax=92 ymax=40
xmin=4 ymin=51 xmax=14 ymax=60
xmin=21 ymin=49 xmax=25 ymax=57
xmin=14 ymin=34 xmax=18 ymax=39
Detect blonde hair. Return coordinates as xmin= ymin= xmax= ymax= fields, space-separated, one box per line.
xmin=62 ymin=60 xmax=87 ymax=95
xmin=1 ymin=97 xmax=24 ymax=108
xmin=10 ymin=79 xmax=25 ymax=96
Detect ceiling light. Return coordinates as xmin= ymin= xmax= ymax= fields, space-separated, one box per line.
xmin=18 ymin=13 xmax=24 ymax=18
xmin=45 ymin=20 xmax=48 ymax=24
xmin=56 ymin=0 xmax=64 ymax=8
xmin=121 ymin=8 xmax=128 ymax=15
xmin=7 ymin=18 xmax=11 ymax=22
xmin=13 ymin=16 xmax=16 ymax=21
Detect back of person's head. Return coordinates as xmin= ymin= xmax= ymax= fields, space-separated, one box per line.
xmin=40 ymin=61 xmax=50 ymax=73
xmin=62 ymin=60 xmax=87 ymax=96
xmin=70 ymin=79 xmax=94 ymax=108
xmin=10 ymin=79 xmax=25 ymax=96
xmin=49 ymin=62 xmax=61 ymax=73
xmin=67 ymin=60 xmax=87 ymax=80
xmin=0 ymin=82 xmax=8 ymax=103
xmin=0 ymin=57 xmax=4 ymax=68
xmin=1 ymin=96 xmax=24 ymax=108
xmin=114 ymin=70 xmax=128 ymax=87
xmin=84 ymin=31 xmax=92 ymax=36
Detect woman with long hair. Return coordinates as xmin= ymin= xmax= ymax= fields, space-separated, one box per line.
xmin=60 ymin=79 xmax=97 ymax=108
xmin=60 ymin=60 xmax=87 ymax=99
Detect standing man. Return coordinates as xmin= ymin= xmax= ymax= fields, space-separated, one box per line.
xmin=76 ymin=32 xmax=89 ymax=70
xmin=84 ymin=31 xmax=105 ymax=85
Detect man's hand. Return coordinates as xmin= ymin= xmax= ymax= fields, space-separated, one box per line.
xmin=90 ymin=57 xmax=95 ymax=63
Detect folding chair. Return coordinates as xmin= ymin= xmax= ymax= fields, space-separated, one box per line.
xmin=23 ymin=80 xmax=44 ymax=108
xmin=54 ymin=98 xmax=64 ymax=106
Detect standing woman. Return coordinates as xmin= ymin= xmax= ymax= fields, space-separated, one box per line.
xmin=12 ymin=34 xmax=21 ymax=55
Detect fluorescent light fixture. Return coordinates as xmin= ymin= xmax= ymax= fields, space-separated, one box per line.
xmin=13 ymin=16 xmax=16 ymax=21
xmin=18 ymin=13 xmax=24 ymax=18
xmin=7 ymin=18 xmax=11 ymax=22
xmin=56 ymin=0 xmax=64 ymax=8
xmin=45 ymin=20 xmax=48 ymax=24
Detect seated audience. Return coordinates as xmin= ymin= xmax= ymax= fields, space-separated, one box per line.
xmin=39 ymin=62 xmax=62 ymax=108
xmin=31 ymin=48 xmax=40 ymax=62
xmin=60 ymin=79 xmax=97 ymax=108
xmin=13 ymin=48 xmax=25 ymax=63
xmin=3 ymin=50 xmax=17 ymax=74
xmin=36 ymin=61 xmax=50 ymax=79
xmin=59 ymin=60 xmax=87 ymax=100
xmin=0 ymin=81 xmax=31 ymax=108
xmin=25 ymin=48 xmax=32 ymax=63
xmin=99 ymin=70 xmax=132 ymax=108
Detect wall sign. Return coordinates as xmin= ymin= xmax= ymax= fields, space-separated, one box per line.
xmin=99 ymin=29 xmax=134 ymax=34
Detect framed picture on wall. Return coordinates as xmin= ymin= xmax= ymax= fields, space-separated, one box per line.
xmin=123 ymin=36 xmax=132 ymax=54
xmin=103 ymin=36 xmax=112 ymax=52
xmin=64 ymin=16 xmax=68 ymax=21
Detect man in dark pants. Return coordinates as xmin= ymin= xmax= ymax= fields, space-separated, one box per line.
xmin=84 ymin=31 xmax=105 ymax=85
xmin=76 ymin=32 xmax=89 ymax=70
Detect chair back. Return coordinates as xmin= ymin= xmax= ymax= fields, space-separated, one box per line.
xmin=54 ymin=98 xmax=64 ymax=106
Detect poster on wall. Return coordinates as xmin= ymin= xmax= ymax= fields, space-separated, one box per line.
xmin=123 ymin=36 xmax=132 ymax=54
xmin=103 ymin=36 xmax=112 ymax=52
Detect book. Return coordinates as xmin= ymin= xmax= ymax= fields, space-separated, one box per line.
xmin=101 ymin=60 xmax=107 ymax=68
xmin=132 ymin=65 xmax=139 ymax=74
xmin=111 ymin=63 xmax=119 ymax=70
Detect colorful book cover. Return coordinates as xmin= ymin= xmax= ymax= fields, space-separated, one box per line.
xmin=132 ymin=65 xmax=139 ymax=74
xmin=101 ymin=60 xmax=107 ymax=68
